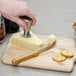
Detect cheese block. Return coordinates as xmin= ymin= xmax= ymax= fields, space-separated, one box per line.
xmin=48 ymin=34 xmax=56 ymax=45
xmin=11 ymin=32 xmax=44 ymax=51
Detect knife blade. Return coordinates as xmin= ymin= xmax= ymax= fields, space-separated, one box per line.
xmin=20 ymin=16 xmax=32 ymax=37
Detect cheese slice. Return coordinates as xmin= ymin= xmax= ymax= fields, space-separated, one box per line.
xmin=48 ymin=34 xmax=56 ymax=45
xmin=11 ymin=32 xmax=44 ymax=51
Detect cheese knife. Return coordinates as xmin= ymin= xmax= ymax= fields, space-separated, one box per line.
xmin=20 ymin=16 xmax=32 ymax=37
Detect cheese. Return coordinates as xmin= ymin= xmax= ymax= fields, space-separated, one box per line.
xmin=48 ymin=34 xmax=56 ymax=45
xmin=11 ymin=32 xmax=44 ymax=51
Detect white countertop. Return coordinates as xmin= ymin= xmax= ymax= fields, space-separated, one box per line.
xmin=0 ymin=0 xmax=76 ymax=76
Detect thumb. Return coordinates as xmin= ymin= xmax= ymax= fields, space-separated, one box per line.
xmin=16 ymin=18 xmax=27 ymax=30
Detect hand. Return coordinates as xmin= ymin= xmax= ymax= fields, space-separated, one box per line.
xmin=0 ymin=0 xmax=36 ymax=29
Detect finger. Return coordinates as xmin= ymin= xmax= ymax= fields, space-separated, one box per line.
xmin=23 ymin=10 xmax=36 ymax=26
xmin=16 ymin=18 xmax=28 ymax=30
xmin=27 ymin=11 xmax=36 ymax=26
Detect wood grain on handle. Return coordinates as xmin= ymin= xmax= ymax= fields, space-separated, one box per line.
xmin=12 ymin=51 xmax=39 ymax=65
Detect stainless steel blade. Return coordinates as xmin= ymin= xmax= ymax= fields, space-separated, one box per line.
xmin=23 ymin=19 xmax=32 ymax=37
xmin=20 ymin=16 xmax=32 ymax=37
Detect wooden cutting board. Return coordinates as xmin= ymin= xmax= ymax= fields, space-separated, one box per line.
xmin=1 ymin=35 xmax=76 ymax=72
